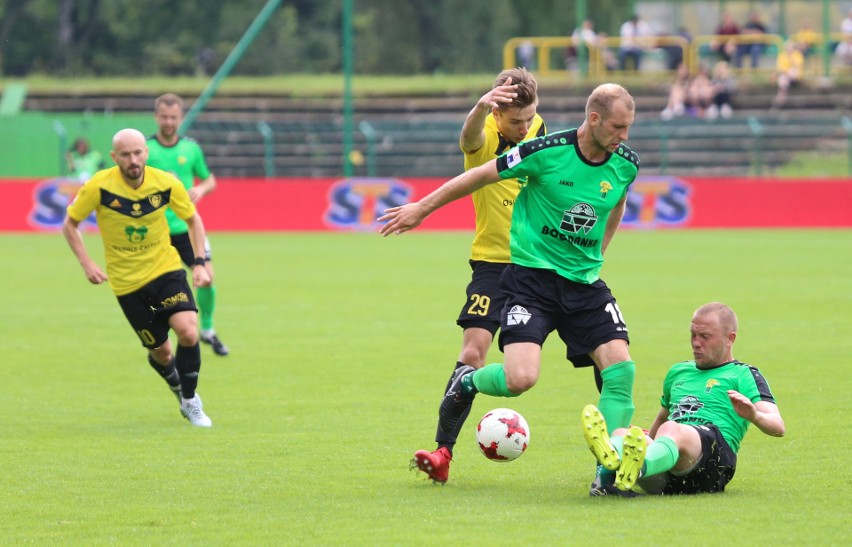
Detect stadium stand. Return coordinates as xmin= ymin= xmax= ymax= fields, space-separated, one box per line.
xmin=24 ymin=83 xmax=851 ymax=178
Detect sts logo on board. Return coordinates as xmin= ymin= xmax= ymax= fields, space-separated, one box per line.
xmin=623 ymin=176 xmax=691 ymax=228
xmin=324 ymin=177 xmax=411 ymax=231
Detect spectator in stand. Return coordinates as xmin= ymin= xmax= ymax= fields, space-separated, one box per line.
xmin=736 ymin=11 xmax=769 ymax=69
xmin=842 ymin=8 xmax=852 ymax=35
xmin=791 ymin=21 xmax=819 ymax=58
xmin=713 ymin=11 xmax=740 ymax=64
xmin=595 ymin=32 xmax=620 ymax=72
xmin=772 ymin=41 xmax=805 ymax=108
xmin=566 ymin=19 xmax=599 ymax=70
xmin=619 ymin=14 xmax=653 ymax=71
xmin=660 ymin=63 xmax=691 ymax=120
xmin=663 ymin=26 xmax=693 ymax=71
xmin=706 ymin=61 xmax=736 ymax=119
xmin=834 ymin=35 xmax=852 ymax=66
xmin=686 ymin=63 xmax=714 ymax=118
xmin=517 ymin=40 xmax=536 ymax=69
xmin=66 ymin=137 xmax=105 ymax=182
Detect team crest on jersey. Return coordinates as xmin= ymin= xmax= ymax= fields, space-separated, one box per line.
xmin=148 ymin=194 xmax=162 ymax=208
xmin=705 ymin=379 xmax=720 ymax=392
xmin=599 ymin=181 xmax=612 ymax=198
xmin=506 ymin=305 xmax=531 ymax=326
xmin=560 ymin=202 xmax=597 ymax=234
xmin=506 ymin=147 xmax=522 ymax=168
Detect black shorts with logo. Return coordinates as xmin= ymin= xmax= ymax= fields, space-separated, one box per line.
xmin=456 ymin=260 xmax=509 ymax=335
xmin=170 ymin=232 xmax=212 ymax=269
xmin=116 ymin=270 xmax=198 ymax=349
xmin=659 ymin=424 xmax=738 ymax=495
xmin=497 ymin=264 xmax=629 ymax=368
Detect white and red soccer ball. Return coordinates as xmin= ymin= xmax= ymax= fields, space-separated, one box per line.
xmin=476 ymin=408 xmax=530 ymax=462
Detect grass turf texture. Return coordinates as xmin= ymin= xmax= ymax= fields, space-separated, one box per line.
xmin=1 ymin=229 xmax=849 ymax=544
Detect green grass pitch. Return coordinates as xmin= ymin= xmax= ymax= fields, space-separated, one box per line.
xmin=1 ymin=229 xmax=849 ymax=544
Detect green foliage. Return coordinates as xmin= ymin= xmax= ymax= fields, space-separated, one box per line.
xmin=0 ymin=229 xmax=849 ymax=543
xmin=0 ymin=0 xmax=625 ymax=77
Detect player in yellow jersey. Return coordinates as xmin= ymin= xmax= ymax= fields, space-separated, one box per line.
xmin=62 ymin=128 xmax=214 ymax=427
xmin=411 ymin=68 xmax=546 ymax=483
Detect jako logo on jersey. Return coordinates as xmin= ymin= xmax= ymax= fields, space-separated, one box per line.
xmin=623 ymin=176 xmax=691 ymax=228
xmin=506 ymin=147 xmax=522 ymax=168
xmin=506 ymin=305 xmax=531 ymax=326
xmin=560 ymin=202 xmax=597 ymax=234
xmin=28 ymin=178 xmax=97 ymax=231
xmin=325 ymin=177 xmax=411 ymax=231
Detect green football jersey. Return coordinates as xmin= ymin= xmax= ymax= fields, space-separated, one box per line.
xmin=660 ymin=360 xmax=778 ymax=453
xmin=496 ymin=128 xmax=639 ymax=284
xmin=146 ymin=136 xmax=211 ymax=235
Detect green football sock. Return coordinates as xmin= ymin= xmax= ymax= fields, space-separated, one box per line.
xmin=598 ymin=360 xmax=635 ymax=434
xmin=196 ymin=285 xmax=216 ymax=331
xmin=470 ymin=363 xmax=519 ymax=397
xmin=643 ymin=436 xmax=679 ymax=478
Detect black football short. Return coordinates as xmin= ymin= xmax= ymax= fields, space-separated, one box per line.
xmin=496 ymin=264 xmax=629 ymax=368
xmin=653 ymin=424 xmax=738 ymax=495
xmin=116 ymin=270 xmax=198 ymax=349
xmin=456 ymin=260 xmax=509 ymax=335
xmin=170 ymin=231 xmax=212 ymax=269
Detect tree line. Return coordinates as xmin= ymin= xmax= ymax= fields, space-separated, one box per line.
xmin=0 ymin=0 xmax=629 ymax=77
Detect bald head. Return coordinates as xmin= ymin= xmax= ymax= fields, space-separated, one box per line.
xmin=112 ymin=128 xmax=146 ymax=150
xmin=110 ymin=128 xmax=148 ymax=186
xmin=585 ymin=83 xmax=635 ymax=120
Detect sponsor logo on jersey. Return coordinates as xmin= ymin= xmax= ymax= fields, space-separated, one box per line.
xmin=506 ymin=147 xmax=522 ymax=168
xmin=124 ymin=225 xmax=148 ymax=242
xmin=672 ymin=395 xmax=704 ymax=420
xmin=506 ymin=305 xmax=531 ymax=326
xmin=161 ymin=291 xmax=190 ymax=309
xmin=560 ymin=202 xmax=597 ymax=234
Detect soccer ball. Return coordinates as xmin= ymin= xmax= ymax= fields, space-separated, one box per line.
xmin=476 ymin=408 xmax=530 ymax=462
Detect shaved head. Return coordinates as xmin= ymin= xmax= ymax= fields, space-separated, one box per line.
xmin=112 ymin=128 xmax=146 ymax=150
xmin=693 ymin=302 xmax=738 ymax=334
xmin=110 ymin=128 xmax=148 ymax=186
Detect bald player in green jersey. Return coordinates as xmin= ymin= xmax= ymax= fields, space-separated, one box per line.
xmin=411 ymin=67 xmax=547 ymax=484
xmin=581 ymin=302 xmax=785 ymax=495
xmin=62 ymin=128 xmax=214 ymax=427
xmin=147 ymin=93 xmax=229 ymax=356
xmin=381 ymin=83 xmax=640 ymax=488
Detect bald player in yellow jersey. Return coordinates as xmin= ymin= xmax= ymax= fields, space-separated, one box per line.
xmin=62 ymin=128 xmax=214 ymax=427
xmin=411 ymin=68 xmax=546 ymax=482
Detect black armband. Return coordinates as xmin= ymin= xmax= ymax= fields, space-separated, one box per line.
xmin=193 ymin=257 xmax=206 ymax=267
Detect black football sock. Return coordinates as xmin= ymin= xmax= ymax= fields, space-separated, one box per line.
xmin=148 ymin=354 xmax=181 ymax=393
xmin=435 ymin=362 xmax=474 ymax=455
xmin=175 ymin=343 xmax=202 ymax=399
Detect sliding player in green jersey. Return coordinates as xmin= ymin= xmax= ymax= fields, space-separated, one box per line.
xmin=147 ymin=93 xmax=229 ymax=356
xmin=382 ymin=83 xmax=640 ymax=490
xmin=410 ymin=67 xmax=548 ymax=484
xmin=582 ymin=302 xmax=785 ymax=495
xmin=62 ymin=128 xmax=214 ymax=427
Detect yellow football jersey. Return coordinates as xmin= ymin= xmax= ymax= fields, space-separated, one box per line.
xmin=67 ymin=166 xmax=196 ymax=296
xmin=462 ymin=113 xmax=545 ymax=262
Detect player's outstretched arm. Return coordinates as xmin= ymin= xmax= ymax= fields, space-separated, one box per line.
xmin=460 ymin=77 xmax=517 ymax=154
xmin=62 ymin=215 xmax=108 ymax=285
xmin=727 ymin=390 xmax=786 ymax=437
xmin=378 ymin=161 xmax=502 ymax=236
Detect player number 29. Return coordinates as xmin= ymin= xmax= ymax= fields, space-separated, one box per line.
xmin=467 ymin=293 xmax=490 ymax=316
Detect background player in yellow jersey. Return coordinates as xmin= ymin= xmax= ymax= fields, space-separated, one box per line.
xmin=147 ymin=93 xmax=229 ymax=356
xmin=411 ymin=68 xmax=546 ymax=483
xmin=62 ymin=128 xmax=214 ymax=427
